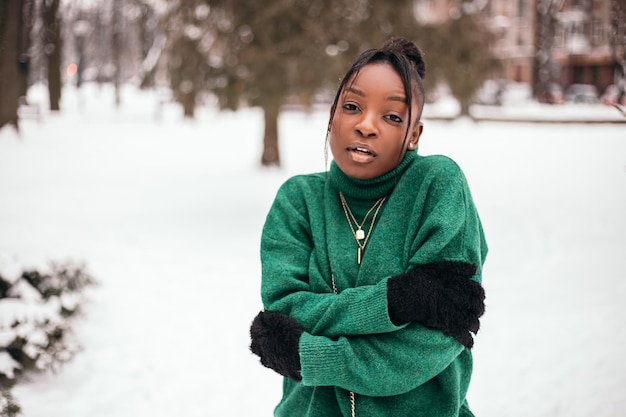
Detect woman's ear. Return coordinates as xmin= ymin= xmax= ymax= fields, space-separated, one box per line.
xmin=407 ymin=121 xmax=423 ymax=150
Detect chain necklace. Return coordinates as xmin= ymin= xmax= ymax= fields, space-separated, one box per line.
xmin=331 ymin=273 xmax=357 ymax=417
xmin=338 ymin=192 xmax=386 ymax=265
xmin=335 ymin=193 xmax=386 ymax=415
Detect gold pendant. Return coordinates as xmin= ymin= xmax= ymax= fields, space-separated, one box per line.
xmin=357 ymin=247 xmax=362 ymax=265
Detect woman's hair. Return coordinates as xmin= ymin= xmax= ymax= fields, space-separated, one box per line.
xmin=326 ymin=37 xmax=427 ymax=147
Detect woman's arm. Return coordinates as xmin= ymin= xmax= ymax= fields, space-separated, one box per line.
xmin=251 ymin=159 xmax=488 ymax=388
xmin=299 ymin=321 xmax=465 ymax=397
xmin=260 ymin=161 xmax=487 ymax=340
xmin=260 ymin=177 xmax=400 ymax=337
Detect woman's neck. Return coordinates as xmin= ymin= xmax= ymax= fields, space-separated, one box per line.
xmin=328 ymin=151 xmax=417 ymax=201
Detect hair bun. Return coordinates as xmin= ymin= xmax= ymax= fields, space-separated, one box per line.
xmin=382 ymin=37 xmax=426 ymax=80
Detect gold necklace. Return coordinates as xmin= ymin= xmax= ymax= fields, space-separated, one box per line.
xmin=331 ymin=273 xmax=357 ymax=417
xmin=339 ymin=192 xmax=386 ymax=265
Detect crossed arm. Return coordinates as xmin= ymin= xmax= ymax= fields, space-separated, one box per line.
xmin=251 ymin=167 xmax=487 ymax=388
xmin=252 ymin=227 xmax=485 ymax=388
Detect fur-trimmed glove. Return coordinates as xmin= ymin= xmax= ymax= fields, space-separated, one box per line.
xmin=387 ymin=261 xmax=485 ymax=349
xmin=250 ymin=310 xmax=304 ymax=381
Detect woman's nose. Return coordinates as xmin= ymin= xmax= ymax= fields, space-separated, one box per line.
xmin=355 ymin=112 xmax=378 ymax=138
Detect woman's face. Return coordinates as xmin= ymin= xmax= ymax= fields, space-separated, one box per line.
xmin=329 ymin=62 xmax=423 ymax=180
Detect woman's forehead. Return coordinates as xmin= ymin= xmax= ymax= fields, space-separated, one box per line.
xmin=344 ymin=63 xmax=407 ymax=99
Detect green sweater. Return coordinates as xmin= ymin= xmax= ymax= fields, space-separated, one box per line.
xmin=260 ymin=151 xmax=488 ymax=417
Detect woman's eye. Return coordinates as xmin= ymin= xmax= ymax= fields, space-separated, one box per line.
xmin=387 ymin=114 xmax=403 ymax=123
xmin=342 ymin=103 xmax=359 ymax=111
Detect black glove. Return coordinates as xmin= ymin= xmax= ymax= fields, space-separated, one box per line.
xmin=250 ymin=310 xmax=304 ymax=381
xmin=387 ymin=261 xmax=485 ymax=349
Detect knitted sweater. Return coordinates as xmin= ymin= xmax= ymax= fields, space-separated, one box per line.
xmin=260 ymin=150 xmax=488 ymax=417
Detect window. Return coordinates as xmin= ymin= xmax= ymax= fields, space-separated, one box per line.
xmin=591 ymin=18 xmax=603 ymax=45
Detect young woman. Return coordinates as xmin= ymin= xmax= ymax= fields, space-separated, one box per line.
xmin=250 ymin=37 xmax=488 ymax=417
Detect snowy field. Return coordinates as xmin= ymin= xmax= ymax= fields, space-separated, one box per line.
xmin=1 ymin=84 xmax=626 ymax=417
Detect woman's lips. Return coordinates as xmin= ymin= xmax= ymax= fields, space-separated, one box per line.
xmin=347 ymin=145 xmax=377 ymax=163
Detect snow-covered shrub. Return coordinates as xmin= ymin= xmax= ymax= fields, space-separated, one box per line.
xmin=0 ymin=260 xmax=96 ymax=402
xmin=0 ymin=389 xmax=20 ymax=417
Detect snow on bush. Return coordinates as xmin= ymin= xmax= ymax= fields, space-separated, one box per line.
xmin=0 ymin=258 xmax=96 ymax=415
xmin=0 ymin=390 xmax=20 ymax=417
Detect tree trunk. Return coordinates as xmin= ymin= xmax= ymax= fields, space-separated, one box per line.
xmin=138 ymin=2 xmax=156 ymax=89
xmin=459 ymin=99 xmax=471 ymax=118
xmin=182 ymin=93 xmax=195 ymax=118
xmin=18 ymin=0 xmax=35 ymax=99
xmin=610 ymin=0 xmax=626 ymax=103
xmin=44 ymin=0 xmax=62 ymax=111
xmin=112 ymin=0 xmax=122 ymax=106
xmin=533 ymin=0 xmax=558 ymax=99
xmin=0 ymin=0 xmax=22 ymax=129
xmin=261 ymin=102 xmax=281 ymax=167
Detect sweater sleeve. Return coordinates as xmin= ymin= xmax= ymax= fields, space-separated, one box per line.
xmin=299 ymin=323 xmax=464 ymax=397
xmin=406 ymin=156 xmax=488 ymax=277
xmin=260 ymin=177 xmax=400 ymax=338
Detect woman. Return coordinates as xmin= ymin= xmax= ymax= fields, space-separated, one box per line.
xmin=250 ymin=37 xmax=488 ymax=417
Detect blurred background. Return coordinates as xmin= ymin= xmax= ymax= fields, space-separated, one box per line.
xmin=1 ymin=1 xmax=625 ymax=416
xmin=1 ymin=0 xmax=625 ymax=165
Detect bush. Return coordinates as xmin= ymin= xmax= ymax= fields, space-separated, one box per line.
xmin=0 ymin=260 xmax=96 ymax=412
xmin=0 ymin=390 xmax=20 ymax=417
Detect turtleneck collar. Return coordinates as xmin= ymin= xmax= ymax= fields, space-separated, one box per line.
xmin=328 ymin=151 xmax=417 ymax=200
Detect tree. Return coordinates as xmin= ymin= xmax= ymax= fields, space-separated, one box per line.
xmin=137 ymin=0 xmax=163 ymax=89
xmin=162 ymin=1 xmax=492 ymax=164
xmin=0 ymin=0 xmax=31 ymax=129
xmin=42 ymin=0 xmax=62 ymax=111
xmin=533 ymin=0 xmax=560 ymax=99
xmin=205 ymin=0 xmax=423 ymax=166
xmin=111 ymin=0 xmax=123 ymax=105
xmin=609 ymin=0 xmax=626 ymax=104
xmin=419 ymin=2 xmax=497 ymax=117
xmin=0 ymin=261 xmax=96 ymax=416
xmin=166 ymin=0 xmax=213 ymax=118
xmin=18 ymin=0 xmax=36 ymax=99
xmin=0 ymin=0 xmax=21 ymax=129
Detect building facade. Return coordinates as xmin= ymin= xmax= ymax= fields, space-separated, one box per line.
xmin=551 ymin=0 xmax=622 ymax=91
xmin=416 ymin=0 xmax=625 ymax=98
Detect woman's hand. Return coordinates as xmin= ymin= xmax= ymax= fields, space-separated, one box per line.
xmin=387 ymin=261 xmax=485 ymax=348
xmin=250 ymin=310 xmax=304 ymax=381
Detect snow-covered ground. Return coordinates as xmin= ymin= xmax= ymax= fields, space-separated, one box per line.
xmin=1 ymin=84 xmax=626 ymax=417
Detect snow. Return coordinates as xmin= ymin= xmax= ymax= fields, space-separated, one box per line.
xmin=1 ymin=83 xmax=626 ymax=416
xmin=0 ymin=353 xmax=21 ymax=380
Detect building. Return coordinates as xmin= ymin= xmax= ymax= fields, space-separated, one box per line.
xmin=552 ymin=0 xmax=622 ymax=92
xmin=416 ymin=0 xmax=625 ymax=99
xmin=482 ymin=0 xmax=535 ymax=83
